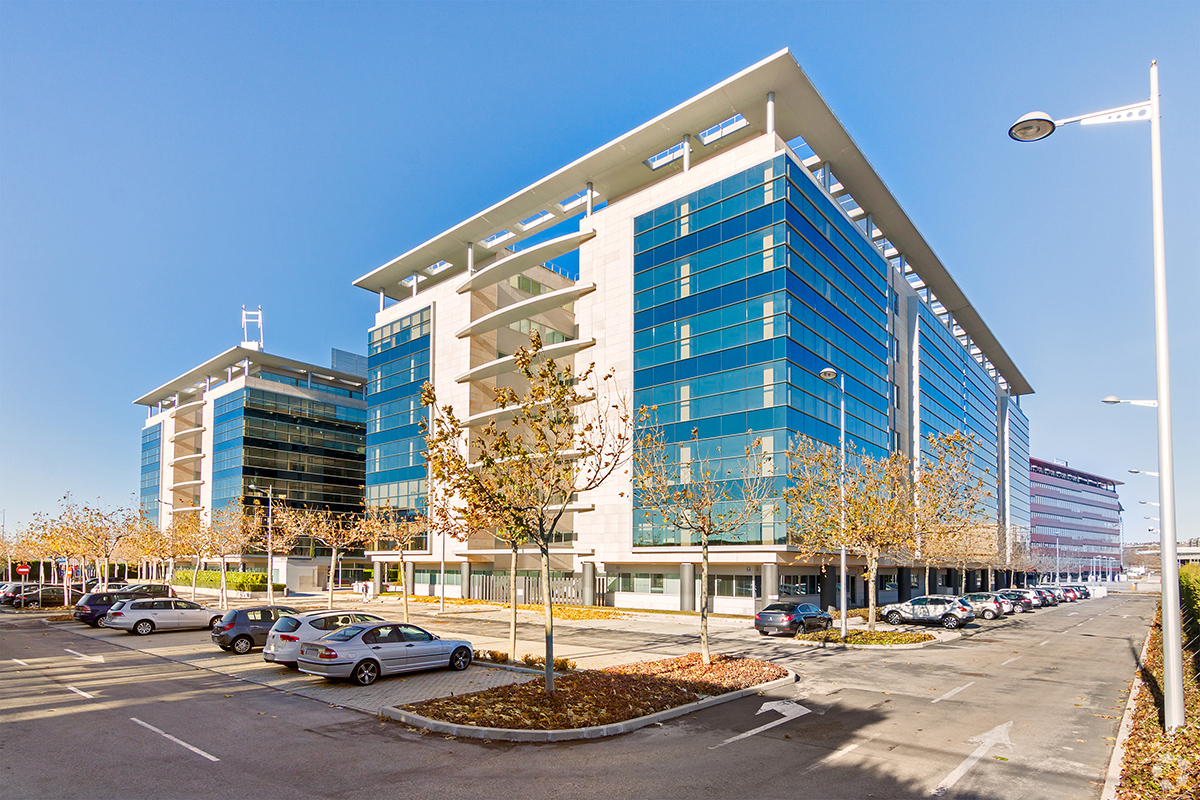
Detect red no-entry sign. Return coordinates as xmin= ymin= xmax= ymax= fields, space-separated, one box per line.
xmin=15 ymin=564 xmax=30 ymax=576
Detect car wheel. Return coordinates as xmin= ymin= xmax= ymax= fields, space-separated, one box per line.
xmin=133 ymin=620 xmax=154 ymax=636
xmin=352 ymin=660 xmax=380 ymax=686
xmin=942 ymin=615 xmax=961 ymax=630
xmin=209 ymin=617 xmax=222 ymax=632
xmin=449 ymin=647 xmax=471 ymax=671
xmin=886 ymin=611 xmax=903 ymax=626
xmin=983 ymin=609 xmax=997 ymax=620
xmin=231 ymin=636 xmax=253 ymax=655
xmin=97 ymin=617 xmax=108 ymax=628
xmin=823 ymin=619 xmax=832 ymax=631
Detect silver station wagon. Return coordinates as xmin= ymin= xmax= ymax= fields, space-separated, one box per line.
xmin=298 ymin=622 xmax=474 ymax=686
xmin=106 ymin=598 xmax=225 ymax=635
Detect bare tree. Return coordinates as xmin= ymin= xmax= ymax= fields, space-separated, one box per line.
xmin=423 ymin=330 xmax=632 ymax=691
xmin=634 ymin=420 xmax=772 ymax=661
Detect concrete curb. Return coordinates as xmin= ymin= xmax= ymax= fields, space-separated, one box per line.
xmin=1100 ymin=621 xmax=1154 ymax=800
xmin=382 ymin=669 xmax=798 ymax=742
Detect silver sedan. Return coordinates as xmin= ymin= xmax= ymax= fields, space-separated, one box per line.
xmin=298 ymin=622 xmax=474 ymax=686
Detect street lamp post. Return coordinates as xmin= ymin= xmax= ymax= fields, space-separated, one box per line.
xmin=248 ymin=485 xmax=284 ymax=604
xmin=819 ymin=366 xmax=848 ymax=638
xmin=1012 ymin=62 xmax=1183 ymax=730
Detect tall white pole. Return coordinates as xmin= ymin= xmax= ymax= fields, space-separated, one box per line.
xmin=1148 ymin=60 xmax=1184 ymax=731
xmin=838 ymin=373 xmax=847 ymax=638
xmin=266 ymin=489 xmax=274 ymax=604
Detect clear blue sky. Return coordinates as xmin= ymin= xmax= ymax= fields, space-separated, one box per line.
xmin=2 ymin=1 xmax=1196 ymax=546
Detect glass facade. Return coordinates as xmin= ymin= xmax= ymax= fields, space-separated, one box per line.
xmin=632 ymin=155 xmax=890 ymax=547
xmin=140 ymin=423 xmax=162 ymax=528
xmin=366 ymin=306 xmax=431 ymax=548
xmin=915 ymin=301 xmax=1001 ymax=519
xmin=1003 ymin=397 xmax=1031 ymax=534
xmin=212 ymin=387 xmax=366 ymax=514
xmin=1030 ymin=459 xmax=1121 ymax=565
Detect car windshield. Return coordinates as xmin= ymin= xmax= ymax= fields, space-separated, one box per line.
xmin=220 ymin=611 xmax=238 ymax=624
xmin=320 ymin=625 xmax=368 ymax=642
xmin=762 ymin=604 xmax=795 ymax=613
xmin=274 ymin=617 xmax=301 ymax=633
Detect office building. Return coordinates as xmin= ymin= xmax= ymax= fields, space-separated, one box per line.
xmin=1030 ymin=458 xmax=1122 ymax=578
xmin=135 ymin=339 xmax=368 ymax=591
xmin=353 ymin=49 xmax=1033 ymax=611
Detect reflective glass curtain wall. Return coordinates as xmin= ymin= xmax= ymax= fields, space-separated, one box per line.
xmin=213 ymin=388 xmax=366 ymax=514
xmin=632 ymin=154 xmax=890 ymax=547
xmin=366 ymin=307 xmax=432 ymax=547
xmin=913 ymin=301 xmax=1001 ymax=519
xmin=140 ymin=423 xmax=161 ymax=528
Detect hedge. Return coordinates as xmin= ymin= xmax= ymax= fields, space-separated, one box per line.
xmin=172 ymin=570 xmax=284 ymax=592
xmin=1180 ymin=563 xmax=1200 ymax=637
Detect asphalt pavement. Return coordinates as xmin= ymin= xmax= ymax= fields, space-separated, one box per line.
xmin=0 ymin=591 xmax=1155 ymax=800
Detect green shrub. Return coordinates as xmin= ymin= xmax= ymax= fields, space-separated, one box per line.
xmin=1180 ymin=564 xmax=1200 ymax=637
xmin=172 ymin=570 xmax=284 ymax=592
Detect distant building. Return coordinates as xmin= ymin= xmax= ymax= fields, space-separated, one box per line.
xmin=135 ymin=345 xmax=368 ymax=590
xmin=1029 ymin=458 xmax=1122 ymax=577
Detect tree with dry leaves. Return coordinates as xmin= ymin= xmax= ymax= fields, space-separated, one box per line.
xmin=914 ymin=432 xmax=993 ymax=594
xmin=785 ymin=437 xmax=915 ymax=633
xmin=208 ymin=502 xmax=257 ymax=607
xmin=277 ymin=507 xmax=365 ymax=609
xmin=355 ymin=502 xmax=429 ymax=622
xmin=423 ymin=330 xmax=632 ymax=692
xmin=634 ymin=418 xmax=772 ymax=662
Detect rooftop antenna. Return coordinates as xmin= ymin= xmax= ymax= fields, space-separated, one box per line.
xmin=241 ymin=305 xmax=264 ymax=351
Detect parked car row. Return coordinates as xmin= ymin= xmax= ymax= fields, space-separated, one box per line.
xmin=57 ymin=592 xmax=477 ymax=688
xmin=1 ymin=580 xmax=175 ymax=610
xmin=880 ymin=583 xmax=1098 ymax=629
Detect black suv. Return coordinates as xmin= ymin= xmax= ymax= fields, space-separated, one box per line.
xmin=212 ymin=606 xmax=300 ymax=654
xmin=74 ymin=591 xmax=151 ymax=627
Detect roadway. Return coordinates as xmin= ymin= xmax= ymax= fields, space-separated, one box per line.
xmin=0 ymin=592 xmax=1154 ymax=799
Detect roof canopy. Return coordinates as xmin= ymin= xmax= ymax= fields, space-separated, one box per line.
xmin=134 ymin=346 xmax=364 ymax=407
xmin=355 ymin=48 xmax=1032 ymax=395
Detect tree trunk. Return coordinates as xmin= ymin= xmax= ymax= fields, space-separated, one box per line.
xmin=700 ymin=528 xmax=710 ymax=665
xmin=866 ymin=555 xmax=878 ymax=634
xmin=508 ymin=545 xmax=518 ymax=660
xmin=540 ymin=545 xmax=554 ymax=693
xmin=191 ymin=558 xmax=200 ymax=601
xmin=218 ymin=555 xmax=229 ymax=607
xmin=399 ymin=556 xmax=409 ymax=624
xmin=327 ymin=547 xmax=338 ymax=610
xmin=959 ymin=567 xmax=966 ymax=595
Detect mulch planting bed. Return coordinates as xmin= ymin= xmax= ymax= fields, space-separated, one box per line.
xmin=404 ymin=653 xmax=787 ymax=730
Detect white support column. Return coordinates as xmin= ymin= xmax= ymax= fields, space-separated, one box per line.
xmin=467 ymin=242 xmax=474 ymax=274
xmin=378 ymin=290 xmax=385 ymax=312
xmin=821 ymin=161 xmax=833 ymax=192
xmin=766 ymin=92 xmax=775 ymax=134
xmin=682 ymin=134 xmax=691 ymax=172
xmin=585 ymin=183 xmax=593 ymax=217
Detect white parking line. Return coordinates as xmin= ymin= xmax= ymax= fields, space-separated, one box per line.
xmin=1000 ymin=656 xmax=1021 ymax=666
xmin=1038 ymin=640 xmax=1050 ymax=646
xmin=804 ymin=733 xmax=882 ymax=772
xmin=67 ymin=686 xmax=95 ymax=699
xmin=931 ymin=682 xmax=975 ymax=704
xmin=130 ymin=718 xmax=220 ymax=762
xmin=11 ymin=658 xmax=29 ymax=666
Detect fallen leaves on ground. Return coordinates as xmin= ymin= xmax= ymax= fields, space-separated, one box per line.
xmin=794 ymin=629 xmax=935 ymax=645
xmin=405 ymin=653 xmax=786 ymax=730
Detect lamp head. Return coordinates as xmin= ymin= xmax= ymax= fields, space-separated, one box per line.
xmin=1009 ymin=111 xmax=1056 ymax=142
xmin=819 ymin=367 xmax=838 ymax=381
xmin=1101 ymin=396 xmax=1121 ymax=405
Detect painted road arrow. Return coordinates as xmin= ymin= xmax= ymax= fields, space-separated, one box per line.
xmin=710 ymin=699 xmax=811 ymax=749
xmin=931 ymin=721 xmax=1013 ymax=796
xmin=64 ymin=648 xmax=104 ymax=663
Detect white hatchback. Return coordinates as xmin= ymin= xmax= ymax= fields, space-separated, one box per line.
xmin=262 ymin=610 xmax=386 ymax=667
xmin=106 ymin=598 xmax=225 ymax=635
